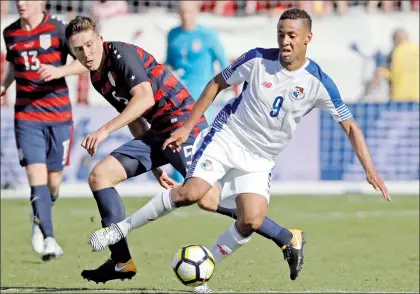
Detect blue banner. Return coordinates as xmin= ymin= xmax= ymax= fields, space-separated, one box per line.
xmin=320 ymin=102 xmax=419 ymax=180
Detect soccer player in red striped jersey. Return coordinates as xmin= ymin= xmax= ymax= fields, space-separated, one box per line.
xmin=1 ymin=1 xmax=87 ymax=261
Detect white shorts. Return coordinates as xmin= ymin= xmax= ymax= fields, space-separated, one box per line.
xmin=186 ymin=127 xmax=275 ymax=208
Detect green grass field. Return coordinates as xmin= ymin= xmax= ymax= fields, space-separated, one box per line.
xmin=1 ymin=194 xmax=419 ymax=293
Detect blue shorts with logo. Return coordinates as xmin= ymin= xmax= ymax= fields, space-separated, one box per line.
xmin=110 ymin=131 xmax=196 ymax=178
xmin=14 ymin=122 xmax=73 ymax=171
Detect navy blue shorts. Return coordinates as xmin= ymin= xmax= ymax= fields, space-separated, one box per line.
xmin=14 ymin=123 xmax=73 ymax=171
xmin=110 ymin=131 xmax=195 ymax=179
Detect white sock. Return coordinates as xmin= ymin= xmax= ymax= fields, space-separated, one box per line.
xmin=117 ymin=189 xmax=176 ymax=236
xmin=209 ymin=222 xmax=252 ymax=264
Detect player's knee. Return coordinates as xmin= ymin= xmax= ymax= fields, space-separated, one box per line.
xmin=47 ymin=172 xmax=62 ymax=195
xmin=174 ymin=187 xmax=201 ymax=206
xmin=197 ymin=188 xmax=220 ymax=212
xmin=237 ymin=212 xmax=265 ymax=235
xmin=25 ymin=164 xmax=48 ymax=186
xmin=172 ymin=178 xmax=212 ymax=207
xmin=88 ymin=167 xmax=111 ymax=190
xmin=197 ymin=197 xmax=215 ymax=211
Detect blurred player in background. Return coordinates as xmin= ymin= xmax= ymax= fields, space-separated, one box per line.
xmin=90 ymin=8 xmax=391 ymax=293
xmin=1 ymin=0 xmax=87 ymax=261
xmin=66 ymin=16 xmax=306 ymax=286
xmin=166 ymin=1 xmax=229 ymax=183
xmin=166 ymin=1 xmax=229 ymax=124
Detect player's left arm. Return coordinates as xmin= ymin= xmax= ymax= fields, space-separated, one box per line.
xmin=316 ymin=75 xmax=390 ymax=201
xmin=38 ymin=16 xmax=88 ymax=81
xmin=38 ymin=59 xmax=88 ymax=81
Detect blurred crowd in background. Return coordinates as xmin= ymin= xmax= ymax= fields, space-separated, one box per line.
xmin=1 ymin=0 xmax=419 ymax=105
xmin=1 ymin=0 xmax=420 ymax=17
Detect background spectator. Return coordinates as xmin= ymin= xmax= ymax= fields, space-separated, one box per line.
xmin=363 ymin=29 xmax=419 ymax=102
xmin=165 ymin=0 xmax=229 ymax=182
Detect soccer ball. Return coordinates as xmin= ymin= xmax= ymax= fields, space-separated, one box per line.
xmin=172 ymin=244 xmax=215 ymax=287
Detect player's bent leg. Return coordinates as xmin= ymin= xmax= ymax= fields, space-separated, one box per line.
xmin=203 ymin=184 xmax=295 ymax=252
xmin=234 ymin=193 xmax=268 ymax=237
xmin=89 ymin=177 xmax=212 ymax=253
xmin=47 ymin=171 xmax=62 ymax=205
xmin=26 ymin=163 xmax=55 ymax=257
xmin=206 ymin=193 xmax=267 ymax=266
xmin=82 ymin=154 xmax=136 ymax=283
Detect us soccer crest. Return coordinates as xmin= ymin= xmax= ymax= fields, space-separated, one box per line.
xmin=290 ymin=86 xmax=305 ymax=100
xmin=39 ymin=34 xmax=51 ymax=49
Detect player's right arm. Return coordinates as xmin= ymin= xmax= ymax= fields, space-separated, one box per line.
xmin=1 ymin=26 xmax=16 ymax=102
xmin=0 ymin=62 xmax=15 ymax=102
xmin=163 ymin=49 xmax=257 ymax=151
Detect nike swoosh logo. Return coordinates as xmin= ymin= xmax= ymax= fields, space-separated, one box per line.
xmin=31 ymin=196 xmax=39 ymax=203
xmin=115 ymin=263 xmax=132 ymax=272
xmin=9 ymin=44 xmax=16 ymax=49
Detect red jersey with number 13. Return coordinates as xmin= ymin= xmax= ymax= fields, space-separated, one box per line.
xmin=3 ymin=13 xmax=74 ymax=125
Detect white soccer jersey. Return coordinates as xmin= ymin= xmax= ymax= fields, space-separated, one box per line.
xmin=214 ymin=47 xmax=353 ymax=159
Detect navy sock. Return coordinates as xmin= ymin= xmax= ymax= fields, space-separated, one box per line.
xmin=51 ymin=193 xmax=59 ymax=206
xmin=93 ymin=188 xmax=132 ymax=262
xmin=216 ymin=205 xmax=293 ymax=248
xmin=31 ymin=185 xmax=53 ymax=238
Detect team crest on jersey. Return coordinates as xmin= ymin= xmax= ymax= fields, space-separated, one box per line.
xmin=192 ymin=40 xmax=201 ymax=52
xmin=290 ymin=86 xmax=305 ymax=100
xmin=39 ymin=34 xmax=51 ymax=49
xmin=200 ymin=159 xmax=213 ymax=171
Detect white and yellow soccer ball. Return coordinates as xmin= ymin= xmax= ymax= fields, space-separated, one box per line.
xmin=172 ymin=244 xmax=215 ymax=287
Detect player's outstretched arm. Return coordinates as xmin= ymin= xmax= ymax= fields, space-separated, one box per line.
xmin=340 ymin=118 xmax=391 ymax=201
xmin=38 ymin=59 xmax=88 ymax=82
xmin=81 ymin=81 xmax=154 ymax=156
xmin=163 ymin=73 xmax=230 ymax=151
xmin=1 ymin=62 xmax=15 ymax=102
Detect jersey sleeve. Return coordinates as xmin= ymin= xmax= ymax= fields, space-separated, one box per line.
xmin=110 ymin=42 xmax=149 ymax=91
xmin=221 ymin=48 xmax=258 ymax=85
xmin=315 ymin=74 xmax=353 ymax=122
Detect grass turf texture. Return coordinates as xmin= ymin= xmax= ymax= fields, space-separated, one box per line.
xmin=1 ymin=194 xmax=419 ymax=293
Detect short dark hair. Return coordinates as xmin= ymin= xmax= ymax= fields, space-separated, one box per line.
xmin=279 ymin=8 xmax=312 ymax=31
xmin=65 ymin=15 xmax=98 ymax=40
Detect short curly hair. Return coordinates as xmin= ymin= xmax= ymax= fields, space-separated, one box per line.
xmin=279 ymin=8 xmax=312 ymax=31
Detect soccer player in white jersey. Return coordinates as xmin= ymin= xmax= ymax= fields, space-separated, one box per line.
xmin=88 ymin=8 xmax=390 ymax=292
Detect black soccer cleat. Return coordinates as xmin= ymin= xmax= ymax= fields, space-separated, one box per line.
xmin=81 ymin=258 xmax=136 ymax=284
xmin=282 ymin=229 xmax=306 ymax=281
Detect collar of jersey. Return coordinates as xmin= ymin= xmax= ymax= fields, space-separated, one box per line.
xmin=277 ymin=56 xmax=310 ymax=76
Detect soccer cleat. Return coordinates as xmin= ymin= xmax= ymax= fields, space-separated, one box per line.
xmin=89 ymin=223 xmax=124 ymax=252
xmin=282 ymin=229 xmax=306 ymax=281
xmin=193 ymin=284 xmax=212 ymax=293
xmin=30 ymin=212 xmax=44 ymax=254
xmin=81 ymin=258 xmax=136 ymax=283
xmin=41 ymin=237 xmax=64 ymax=261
